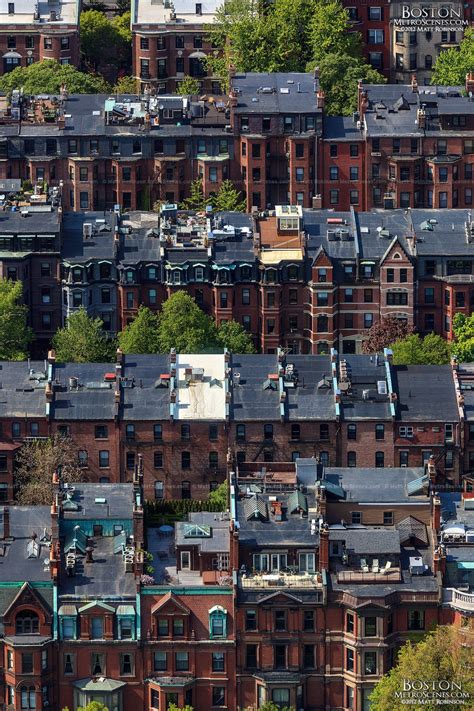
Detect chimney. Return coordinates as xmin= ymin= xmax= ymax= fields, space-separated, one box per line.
xmin=417 ymin=108 xmax=426 ymax=130
xmin=466 ymin=71 xmax=474 ymax=96
xmin=316 ymin=90 xmax=325 ymax=110
xmin=2 ymin=507 xmax=10 ymax=539
xmin=170 ymin=348 xmax=177 ymax=364
xmin=47 ymin=349 xmax=56 ymax=364
xmin=85 ymin=546 xmax=94 ymax=563
xmin=229 ymin=63 xmax=236 ymax=79
xmin=411 ymin=73 xmax=418 ymax=93
xmin=427 ymin=455 xmax=437 ymax=485
xmin=358 ymin=81 xmax=368 ymax=120
xmin=433 ymin=545 xmax=446 ymax=575
xmin=229 ymin=89 xmax=238 ymax=108
xmin=432 ymin=492 xmax=441 ymax=532
xmin=116 ymin=347 xmax=124 ymax=365
xmin=312 ymin=195 xmax=322 ymax=209
xmin=319 ymin=523 xmax=329 ymax=570
xmin=313 ymin=66 xmax=319 ymax=81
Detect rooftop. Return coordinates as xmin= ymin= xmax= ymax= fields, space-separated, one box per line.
xmin=175 ymin=354 xmax=227 ymax=420
xmin=0 ymin=507 xmax=52 ymax=583
xmin=231 ymin=73 xmax=321 ymax=116
xmin=393 ymin=364 xmax=459 ymax=422
xmin=0 ymin=0 xmax=80 ymax=25
xmin=133 ymin=0 xmax=220 ymax=26
xmin=321 ymin=466 xmax=429 ymax=503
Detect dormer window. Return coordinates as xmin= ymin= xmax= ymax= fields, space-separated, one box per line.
xmin=209 ymin=606 xmax=227 ymax=639
xmin=195 ymin=266 xmax=204 ymax=281
xmin=125 ymin=269 xmax=134 ymax=283
xmin=91 ymin=617 xmax=104 ymax=639
xmin=173 ymin=270 xmax=181 ymax=284
xmin=16 ymin=611 xmax=39 ymax=635
xmin=266 ymin=269 xmax=277 ymax=283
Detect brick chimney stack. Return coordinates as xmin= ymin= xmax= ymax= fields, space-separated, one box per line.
xmin=316 ymin=90 xmax=325 ymax=110
xmin=432 ymin=491 xmax=441 ymax=532
xmin=319 ymin=523 xmax=329 ymax=571
xmin=411 ymin=73 xmax=418 ymax=93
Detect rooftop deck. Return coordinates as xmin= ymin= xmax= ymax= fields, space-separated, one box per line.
xmin=239 ymin=571 xmax=323 ymax=589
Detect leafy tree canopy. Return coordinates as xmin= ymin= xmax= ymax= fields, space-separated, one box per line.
xmin=167 ymin=705 xmax=194 ymax=711
xmin=363 ymin=316 xmax=413 ymax=354
xmin=52 ymin=308 xmax=116 ymax=363
xmin=217 ymin=320 xmax=256 ymax=353
xmin=452 ymin=312 xmax=474 ymax=362
xmin=432 ymin=28 xmax=474 ymax=86
xmin=316 ymin=51 xmax=386 ymax=116
xmin=179 ymin=178 xmax=210 ymax=211
xmin=15 ymin=435 xmax=88 ymax=505
xmin=80 ymin=10 xmax=131 ymax=70
xmin=370 ymin=623 xmax=474 ymax=710
xmin=113 ymin=76 xmax=138 ymax=94
xmin=0 ymin=279 xmax=32 ymax=360
xmin=391 ymin=332 xmax=451 ymax=365
xmin=157 ymin=291 xmax=218 ymax=353
xmin=211 ymin=180 xmax=247 ymax=212
xmin=118 ymin=306 xmax=160 ymax=354
xmin=308 ymin=0 xmax=361 ymax=65
xmin=0 ymin=59 xmax=109 ymax=95
xmin=208 ymin=482 xmax=228 ymax=510
xmin=177 ymin=76 xmax=202 ymax=95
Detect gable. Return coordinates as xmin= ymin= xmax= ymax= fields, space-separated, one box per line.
xmin=380 ymin=236 xmax=412 ymax=266
xmin=3 ymin=582 xmax=52 ymax=620
xmin=78 ymin=600 xmax=115 ymax=614
xmin=257 ymin=591 xmax=303 ymax=606
xmin=151 ymin=591 xmax=191 ymax=616
xmin=312 ymin=248 xmax=332 ymax=268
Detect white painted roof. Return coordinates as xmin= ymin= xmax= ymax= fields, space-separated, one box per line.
xmin=176 ymin=353 xmax=226 ymax=420
xmin=0 ymin=0 xmax=80 ymax=26
xmin=134 ymin=0 xmax=219 ymax=26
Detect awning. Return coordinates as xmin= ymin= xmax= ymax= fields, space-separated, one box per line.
xmin=3 ymin=51 xmax=21 ymax=59
xmin=189 ymin=51 xmax=206 ymax=59
xmin=116 ymin=604 xmax=135 ymax=616
xmin=458 ymin=562 xmax=474 ymax=570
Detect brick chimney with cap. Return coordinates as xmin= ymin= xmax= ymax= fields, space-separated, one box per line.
xmin=358 ymin=81 xmax=369 ymax=122
xmin=466 ymin=72 xmax=474 ymax=95
xmin=319 ymin=523 xmax=329 ymax=571
xmin=411 ymin=73 xmax=418 ymax=93
xmin=431 ymin=491 xmax=441 ymax=533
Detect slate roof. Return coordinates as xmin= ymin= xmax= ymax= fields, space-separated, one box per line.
xmin=61 ymin=483 xmax=134 ymax=520
xmin=231 ymin=73 xmax=320 ymax=115
xmin=337 ymin=354 xmax=392 ymax=420
xmin=175 ymin=512 xmax=229 ymax=553
xmin=328 ymin=528 xmax=401 ymax=555
xmin=285 ymin=355 xmax=335 ymax=421
xmin=0 ymin=360 xmax=48 ymax=418
xmin=231 ymin=354 xmax=280 ymax=421
xmin=397 ymin=516 xmax=428 ymax=545
xmin=0 ymin=507 xmax=52 ymax=583
xmin=52 ymin=362 xmax=117 ymax=421
xmin=122 ymin=354 xmax=170 ymax=421
xmin=0 ymin=206 xmax=61 ymax=235
xmin=322 ymin=467 xmax=428 ymax=503
xmin=394 ymin=365 xmax=459 ymax=422
xmin=235 ymin=490 xmax=319 ymax=548
xmin=62 ymin=211 xmax=117 ymax=262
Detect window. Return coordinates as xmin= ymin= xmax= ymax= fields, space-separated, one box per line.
xmin=22 ymin=653 xmax=33 ymax=674
xmin=375 ymin=424 xmax=385 ymax=440
xmin=209 ymin=451 xmax=218 ymax=468
xmin=153 ymin=651 xmax=167 ymax=672
xmin=245 ymin=610 xmax=257 ymax=630
xmin=386 ymin=292 xmax=408 ymax=306
xmin=330 ymin=144 xmax=338 ymax=157
xmin=91 ymin=617 xmax=104 ymax=639
xmin=291 ymin=424 xmax=300 ymax=440
xmin=365 ymin=617 xmax=377 ymax=637
xmin=91 ymin=652 xmax=105 ymax=676
xmin=264 ymin=424 xmax=273 ymax=440
xmin=16 ymin=611 xmax=39 ymax=634
xmin=350 ymin=190 xmax=359 ymax=205
xmin=99 ymin=451 xmax=109 ymax=468
xmin=329 ymin=166 xmax=339 ymax=181
xmin=399 ymin=426 xmax=414 ymax=438
xmin=20 ymin=686 xmax=35 ymax=709
xmin=63 ymin=652 xmax=74 ymax=675
xmin=274 ymin=610 xmax=286 ymax=631
xmin=154 ymin=481 xmax=164 ymax=500
xmin=364 ymin=651 xmax=377 ymax=675
xmin=212 ymin=651 xmax=225 ymax=672
xmin=347 ymin=451 xmax=356 ymax=467
xmin=175 ymin=652 xmax=188 ymax=671
xmin=299 ymin=552 xmax=316 ymax=573
xmin=317 ymin=291 xmax=328 ymax=307
xmin=181 ymin=424 xmax=190 ymax=440
xmin=296 ymin=167 xmax=304 ymax=182
xmin=344 ymin=288 xmax=353 ymax=303
xmin=120 ymin=653 xmax=134 ymax=676
xmin=351 ymin=511 xmax=362 ymax=524
xmin=126 ymin=452 xmax=135 ymax=470
xmin=346 ymin=648 xmax=354 ymax=671
xmin=346 ymin=613 xmax=355 ymax=634
xmin=364 ymin=313 xmax=373 ymax=329
xmin=368 ymin=29 xmax=384 ymax=43
xmin=383 ymin=511 xmax=393 ymax=525
xmin=95 ymin=425 xmax=108 ymax=439
xmin=274 ymin=644 xmax=286 ymax=669
xmin=350 ymin=167 xmax=358 ymax=181
xmin=329 ymin=189 xmax=339 ymax=205
xmin=182 ymin=480 xmax=191 ymax=498
xmin=236 ymin=424 xmax=246 ymax=442
xmin=212 ymin=687 xmax=225 ymax=707
xmin=158 ymin=619 xmax=169 ymax=636
xmin=181 ymin=452 xmax=191 ymax=470
xmin=126 ymin=423 xmax=135 ymax=440
xmin=209 ymin=607 xmax=227 ymax=638
xmin=245 ymin=644 xmax=257 ymax=668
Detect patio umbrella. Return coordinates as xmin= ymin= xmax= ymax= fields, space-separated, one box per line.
xmin=159 ymin=525 xmax=174 ymax=534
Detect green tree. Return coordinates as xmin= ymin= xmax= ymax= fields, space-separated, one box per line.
xmin=432 ymin=28 xmax=474 ymax=86
xmin=452 ymin=313 xmax=474 ymax=362
xmin=80 ymin=10 xmax=118 ymax=69
xmin=15 ymin=435 xmax=88 ymax=505
xmin=244 ymin=704 xmax=296 ymax=711
xmin=111 ymin=11 xmax=132 ymax=66
xmin=118 ymin=306 xmax=160 ymax=354
xmin=177 ymin=76 xmax=201 ymax=95
xmin=0 ymin=279 xmax=32 ymax=360
xmin=157 ymin=291 xmax=217 ymax=353
xmin=208 ymin=481 xmax=228 ymax=510
xmin=167 ymin=705 xmax=194 ymax=711
xmin=212 ymin=180 xmax=246 ymax=212
xmin=113 ymin=75 xmax=137 ymax=94
xmin=309 ymin=0 xmax=361 ymax=65
xmin=52 ymin=308 xmax=116 ymax=363
xmin=370 ymin=623 xmax=474 ymax=711
xmin=77 ymin=703 xmax=110 ymax=711
xmin=317 ymin=52 xmax=386 ymax=115
xmin=115 ymin=0 xmax=131 ymax=14
xmin=179 ymin=178 xmax=210 ymax=211
xmin=363 ymin=316 xmax=413 ymax=354
xmin=392 ymin=333 xmax=451 ymax=366
xmin=0 ymin=59 xmax=109 ymax=95
xmin=217 ymin=320 xmax=256 ymax=353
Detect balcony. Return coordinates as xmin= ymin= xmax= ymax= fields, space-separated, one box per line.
xmin=239 ymin=571 xmax=323 ymax=589
xmin=443 ymin=587 xmax=474 ymax=613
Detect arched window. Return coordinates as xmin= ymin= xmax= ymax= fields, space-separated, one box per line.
xmin=20 ymin=686 xmax=36 ymax=709
xmin=209 ymin=605 xmax=227 ymax=639
xmin=16 ymin=611 xmax=39 ymax=635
